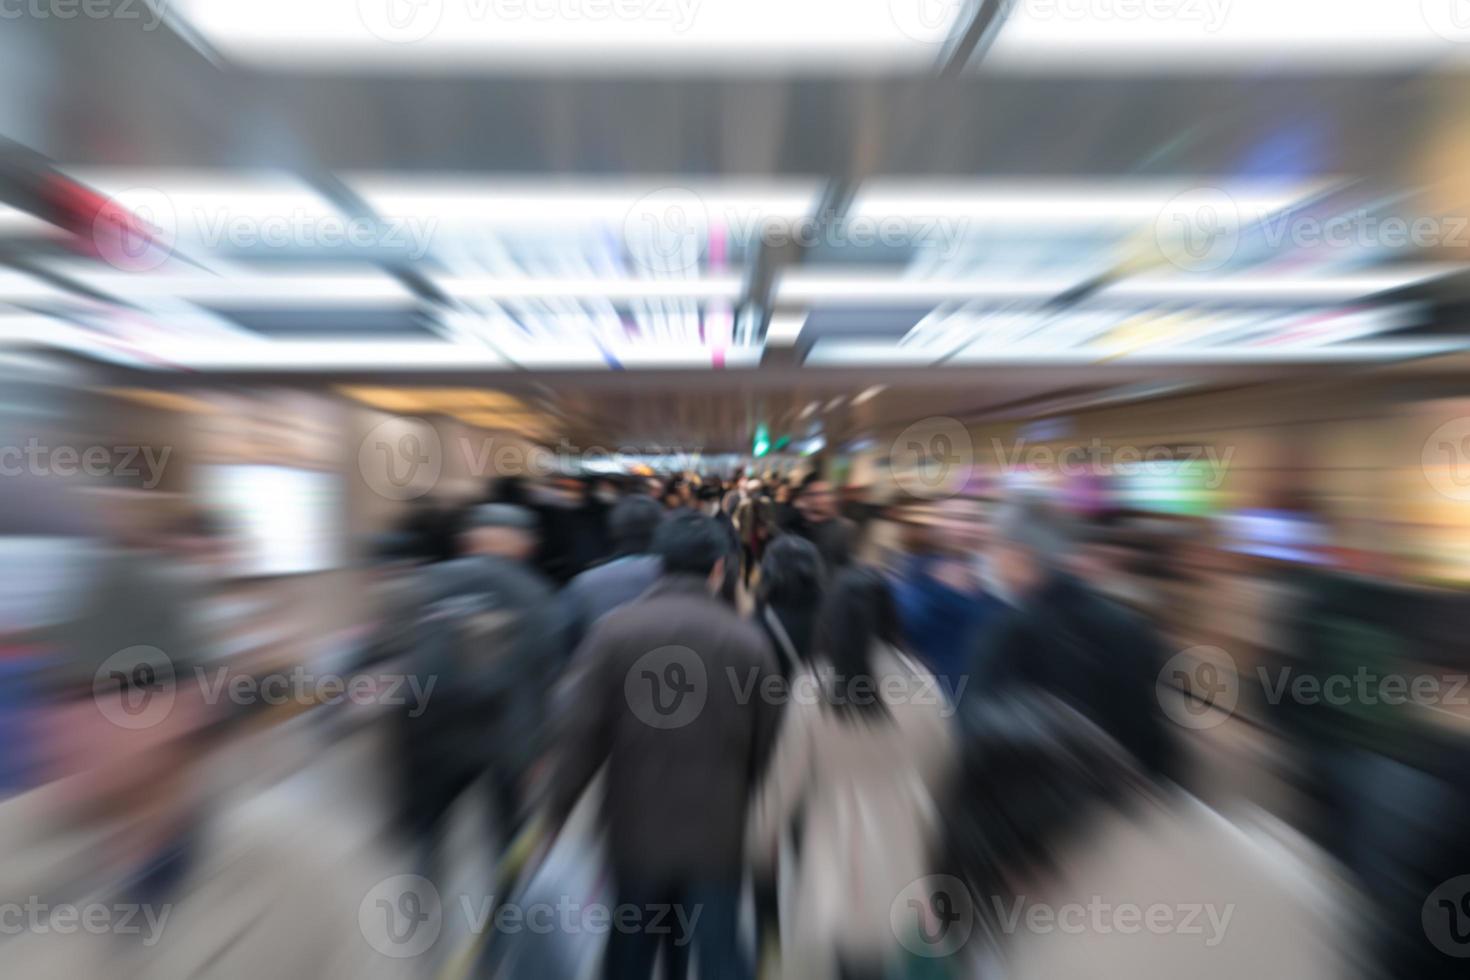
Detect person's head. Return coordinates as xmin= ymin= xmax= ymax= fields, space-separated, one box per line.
xmin=589 ymin=476 xmax=621 ymax=506
xmin=609 ymin=495 xmax=664 ymax=556
xmin=742 ymin=477 xmax=763 ymax=497
xmin=463 ymin=504 xmax=539 ymax=561
xmin=773 ymin=483 xmax=793 ymax=504
xmin=652 ymin=511 xmax=728 ymax=592
xmin=759 ymin=534 xmax=826 ymax=612
xmin=948 ymin=694 xmax=1141 ymax=918
xmin=797 ymin=479 xmax=839 ymax=522
xmin=814 ymin=566 xmax=901 ymax=719
xmin=989 ymin=490 xmax=1071 ymax=598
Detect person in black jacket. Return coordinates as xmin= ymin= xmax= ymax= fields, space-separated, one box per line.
xmin=789 ymin=479 xmax=856 ymax=573
xmin=401 ymin=504 xmax=566 ymax=868
xmin=961 ymin=491 xmax=1176 ymax=783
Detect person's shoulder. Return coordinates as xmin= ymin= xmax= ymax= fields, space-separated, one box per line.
xmin=725 ymin=613 xmax=775 ymax=659
xmin=419 ymin=556 xmax=479 ymax=596
xmin=565 ymin=560 xmax=609 ymax=595
xmin=492 ymin=555 xmax=556 ymax=597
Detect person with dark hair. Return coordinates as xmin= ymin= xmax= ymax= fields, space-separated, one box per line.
xmin=394 ymin=496 xmax=459 ymax=563
xmin=560 ymin=495 xmax=665 ymax=651
xmin=943 ymin=694 xmax=1347 ymax=979
xmin=403 ymin=504 xmax=566 ymax=873
xmin=753 ymin=535 xmax=826 ymax=678
xmin=748 ymin=567 xmax=954 ymax=980
xmin=789 ymin=479 xmax=856 ymax=573
xmin=746 ymin=533 xmax=827 ymax=970
xmin=551 ymin=512 xmax=781 ymax=980
xmin=963 ymin=491 xmax=1176 ymax=782
xmin=770 ymin=480 xmax=797 ymax=528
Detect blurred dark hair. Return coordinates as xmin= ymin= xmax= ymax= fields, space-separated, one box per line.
xmin=652 ymin=511 xmax=728 ymax=578
xmin=759 ymin=534 xmax=826 ymax=609
xmin=609 ymin=495 xmax=664 ymax=556
xmin=485 ymin=475 xmax=530 ymax=506
xmin=813 ymin=566 xmax=901 ymax=721
xmin=947 ymin=694 xmax=1143 ymax=928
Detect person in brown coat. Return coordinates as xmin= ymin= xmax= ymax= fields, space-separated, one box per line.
xmin=551 ymin=511 xmax=782 ymax=980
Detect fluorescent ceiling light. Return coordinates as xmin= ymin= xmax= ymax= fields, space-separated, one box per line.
xmin=440 ymin=275 xmax=743 ymax=301
xmin=852 ymin=384 xmax=887 ymax=405
xmin=49 ymin=268 xmax=415 ymax=306
xmin=0 ymin=270 xmax=72 ymax=303
xmin=0 ymin=205 xmax=58 ymax=239
xmin=985 ymin=0 xmax=1470 ymax=72
xmin=64 ymin=170 xmax=343 ymax=247
xmin=804 ymin=338 xmax=1468 ymax=366
xmin=1100 ymin=266 xmax=1457 ymax=304
xmin=162 ymin=340 xmax=510 ymax=370
xmin=353 ymin=176 xmax=817 ymax=228
xmin=168 ymin=0 xmax=962 ymax=72
xmin=779 ymin=271 xmax=1084 ymax=303
xmin=849 ymin=179 xmax=1334 ymax=228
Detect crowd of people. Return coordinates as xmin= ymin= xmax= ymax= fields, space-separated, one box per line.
xmin=362 ymin=470 xmax=1354 ymax=979
xmin=7 ymin=466 xmax=1466 ymax=979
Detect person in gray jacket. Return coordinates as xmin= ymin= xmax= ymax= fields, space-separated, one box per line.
xmin=560 ymin=495 xmax=664 ymax=652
